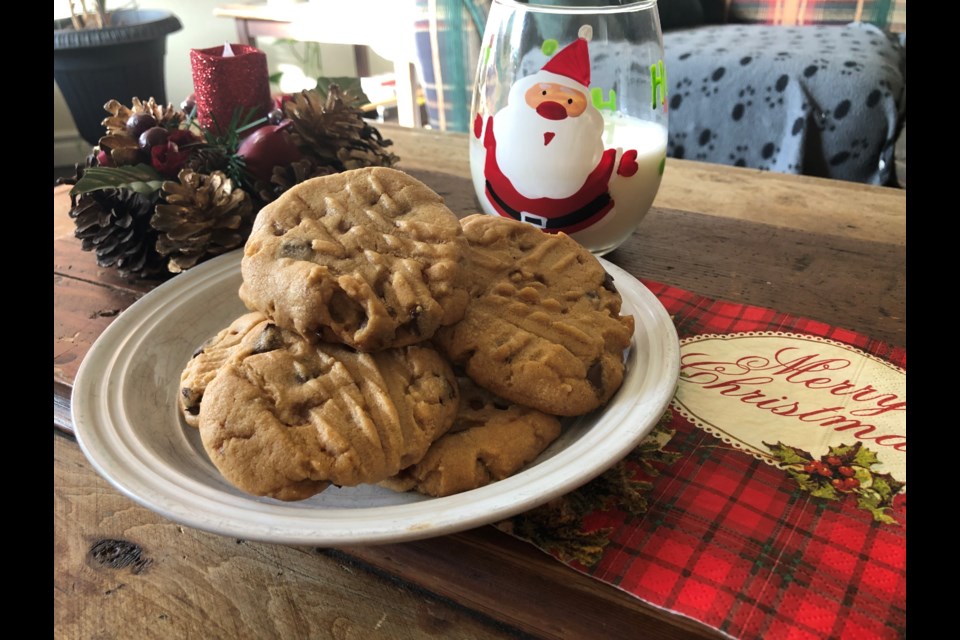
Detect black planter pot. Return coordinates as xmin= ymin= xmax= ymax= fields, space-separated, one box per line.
xmin=54 ymin=9 xmax=182 ymax=146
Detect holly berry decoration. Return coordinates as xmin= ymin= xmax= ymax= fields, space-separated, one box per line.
xmin=765 ymin=441 xmax=905 ymax=525
xmin=151 ymin=129 xmax=199 ymax=178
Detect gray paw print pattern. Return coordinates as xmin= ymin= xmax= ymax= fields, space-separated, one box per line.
xmin=664 ymin=23 xmax=906 ymax=185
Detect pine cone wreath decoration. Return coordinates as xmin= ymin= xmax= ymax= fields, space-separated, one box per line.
xmin=151 ymin=169 xmax=254 ymax=273
xmin=282 ymin=85 xmax=398 ymax=172
xmin=70 ymin=187 xmax=166 ymax=279
xmin=63 ymin=87 xmax=404 ymax=280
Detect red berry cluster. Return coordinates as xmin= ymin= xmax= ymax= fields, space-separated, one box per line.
xmin=97 ymin=112 xmax=199 ymax=178
xmin=803 ymin=455 xmax=860 ymax=492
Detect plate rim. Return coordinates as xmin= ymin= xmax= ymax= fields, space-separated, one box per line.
xmin=71 ymin=250 xmax=680 ymax=545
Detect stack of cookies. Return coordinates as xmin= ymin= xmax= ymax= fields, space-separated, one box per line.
xmin=179 ymin=167 xmax=635 ymax=501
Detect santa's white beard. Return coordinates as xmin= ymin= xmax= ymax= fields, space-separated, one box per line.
xmin=494 ymin=101 xmax=605 ymax=200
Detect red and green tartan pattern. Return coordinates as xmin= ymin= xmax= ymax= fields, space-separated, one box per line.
xmin=521 ymin=281 xmax=906 ymax=639
xmin=645 ymin=280 xmax=906 ymax=368
xmin=727 ymin=0 xmax=907 ymax=33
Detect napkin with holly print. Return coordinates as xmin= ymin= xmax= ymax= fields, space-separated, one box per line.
xmin=501 ymin=280 xmax=906 ymax=639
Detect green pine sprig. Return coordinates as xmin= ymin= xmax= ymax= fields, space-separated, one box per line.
xmin=194 ymin=105 xmax=268 ymax=190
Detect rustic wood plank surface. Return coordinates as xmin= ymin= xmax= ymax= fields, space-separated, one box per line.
xmin=53 ymin=275 xmax=140 ymax=386
xmin=53 ymin=124 xmax=905 ymax=639
xmin=55 ymin=432 xmax=532 ymax=640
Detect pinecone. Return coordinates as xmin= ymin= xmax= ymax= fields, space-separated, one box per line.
xmin=98 ymin=134 xmax=141 ymax=166
xmin=151 ymin=169 xmax=254 ymax=273
xmin=101 ymin=97 xmax=185 ymax=137
xmin=70 ymin=186 xmax=165 ymax=279
xmin=253 ymin=157 xmax=336 ymax=203
xmin=282 ymin=85 xmax=398 ymax=172
xmin=182 ymin=144 xmax=232 ymax=175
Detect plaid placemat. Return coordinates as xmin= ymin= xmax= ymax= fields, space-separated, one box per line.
xmin=501 ymin=281 xmax=906 ymax=639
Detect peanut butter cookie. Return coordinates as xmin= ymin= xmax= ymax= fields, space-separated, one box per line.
xmin=434 ymin=214 xmax=634 ymax=416
xmin=179 ymin=312 xmax=266 ymax=428
xmin=381 ymin=377 xmax=562 ymax=497
xmin=239 ymin=167 xmax=468 ymax=352
xmin=197 ymin=316 xmax=459 ymax=501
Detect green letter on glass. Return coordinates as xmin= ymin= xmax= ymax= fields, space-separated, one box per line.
xmin=591 ymin=87 xmax=617 ymax=111
xmin=650 ymin=60 xmax=667 ymax=110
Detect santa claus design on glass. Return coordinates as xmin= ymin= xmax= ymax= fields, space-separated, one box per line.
xmin=470 ymin=0 xmax=668 ymax=255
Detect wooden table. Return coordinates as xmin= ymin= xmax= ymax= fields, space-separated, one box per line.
xmin=214 ymin=1 xmax=423 ymax=128
xmin=54 ymin=125 xmax=905 ymax=639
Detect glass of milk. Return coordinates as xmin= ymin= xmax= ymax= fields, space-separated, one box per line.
xmin=469 ymin=0 xmax=668 ymax=255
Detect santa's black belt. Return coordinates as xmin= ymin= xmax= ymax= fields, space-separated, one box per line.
xmin=485 ymin=180 xmax=611 ymax=230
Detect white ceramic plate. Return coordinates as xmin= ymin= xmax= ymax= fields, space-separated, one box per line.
xmin=72 ymin=250 xmax=679 ymax=546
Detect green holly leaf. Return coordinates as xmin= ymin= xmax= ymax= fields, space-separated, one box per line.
xmin=857 ymin=492 xmax=900 ymax=525
xmin=69 ymin=164 xmax=164 ymax=197
xmin=809 ymin=482 xmax=841 ymax=501
xmin=827 ymin=442 xmax=862 ymax=462
xmin=631 ymin=441 xmax=681 ymax=476
xmin=852 ymin=445 xmax=881 ymax=469
xmin=626 ymin=416 xmax=679 ymax=477
xmin=315 ymin=76 xmax=371 ymax=106
xmin=870 ymin=472 xmax=906 ymax=502
xmin=873 ymin=512 xmax=899 ymax=525
xmin=504 ymin=503 xmax=613 ymax=567
xmin=765 ymin=441 xmax=814 ymax=466
xmin=788 ymin=470 xmax=821 ymax=493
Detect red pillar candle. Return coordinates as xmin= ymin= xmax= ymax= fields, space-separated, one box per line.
xmin=190 ymin=43 xmax=272 ymax=134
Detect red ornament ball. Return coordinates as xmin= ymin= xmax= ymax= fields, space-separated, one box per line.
xmin=237 ymin=120 xmax=303 ymax=183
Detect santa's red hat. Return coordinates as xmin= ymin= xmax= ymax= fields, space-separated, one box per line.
xmin=541 ymin=37 xmax=591 ymax=88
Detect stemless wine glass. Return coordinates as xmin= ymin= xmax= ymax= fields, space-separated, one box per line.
xmin=469 ymin=0 xmax=668 ymax=255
